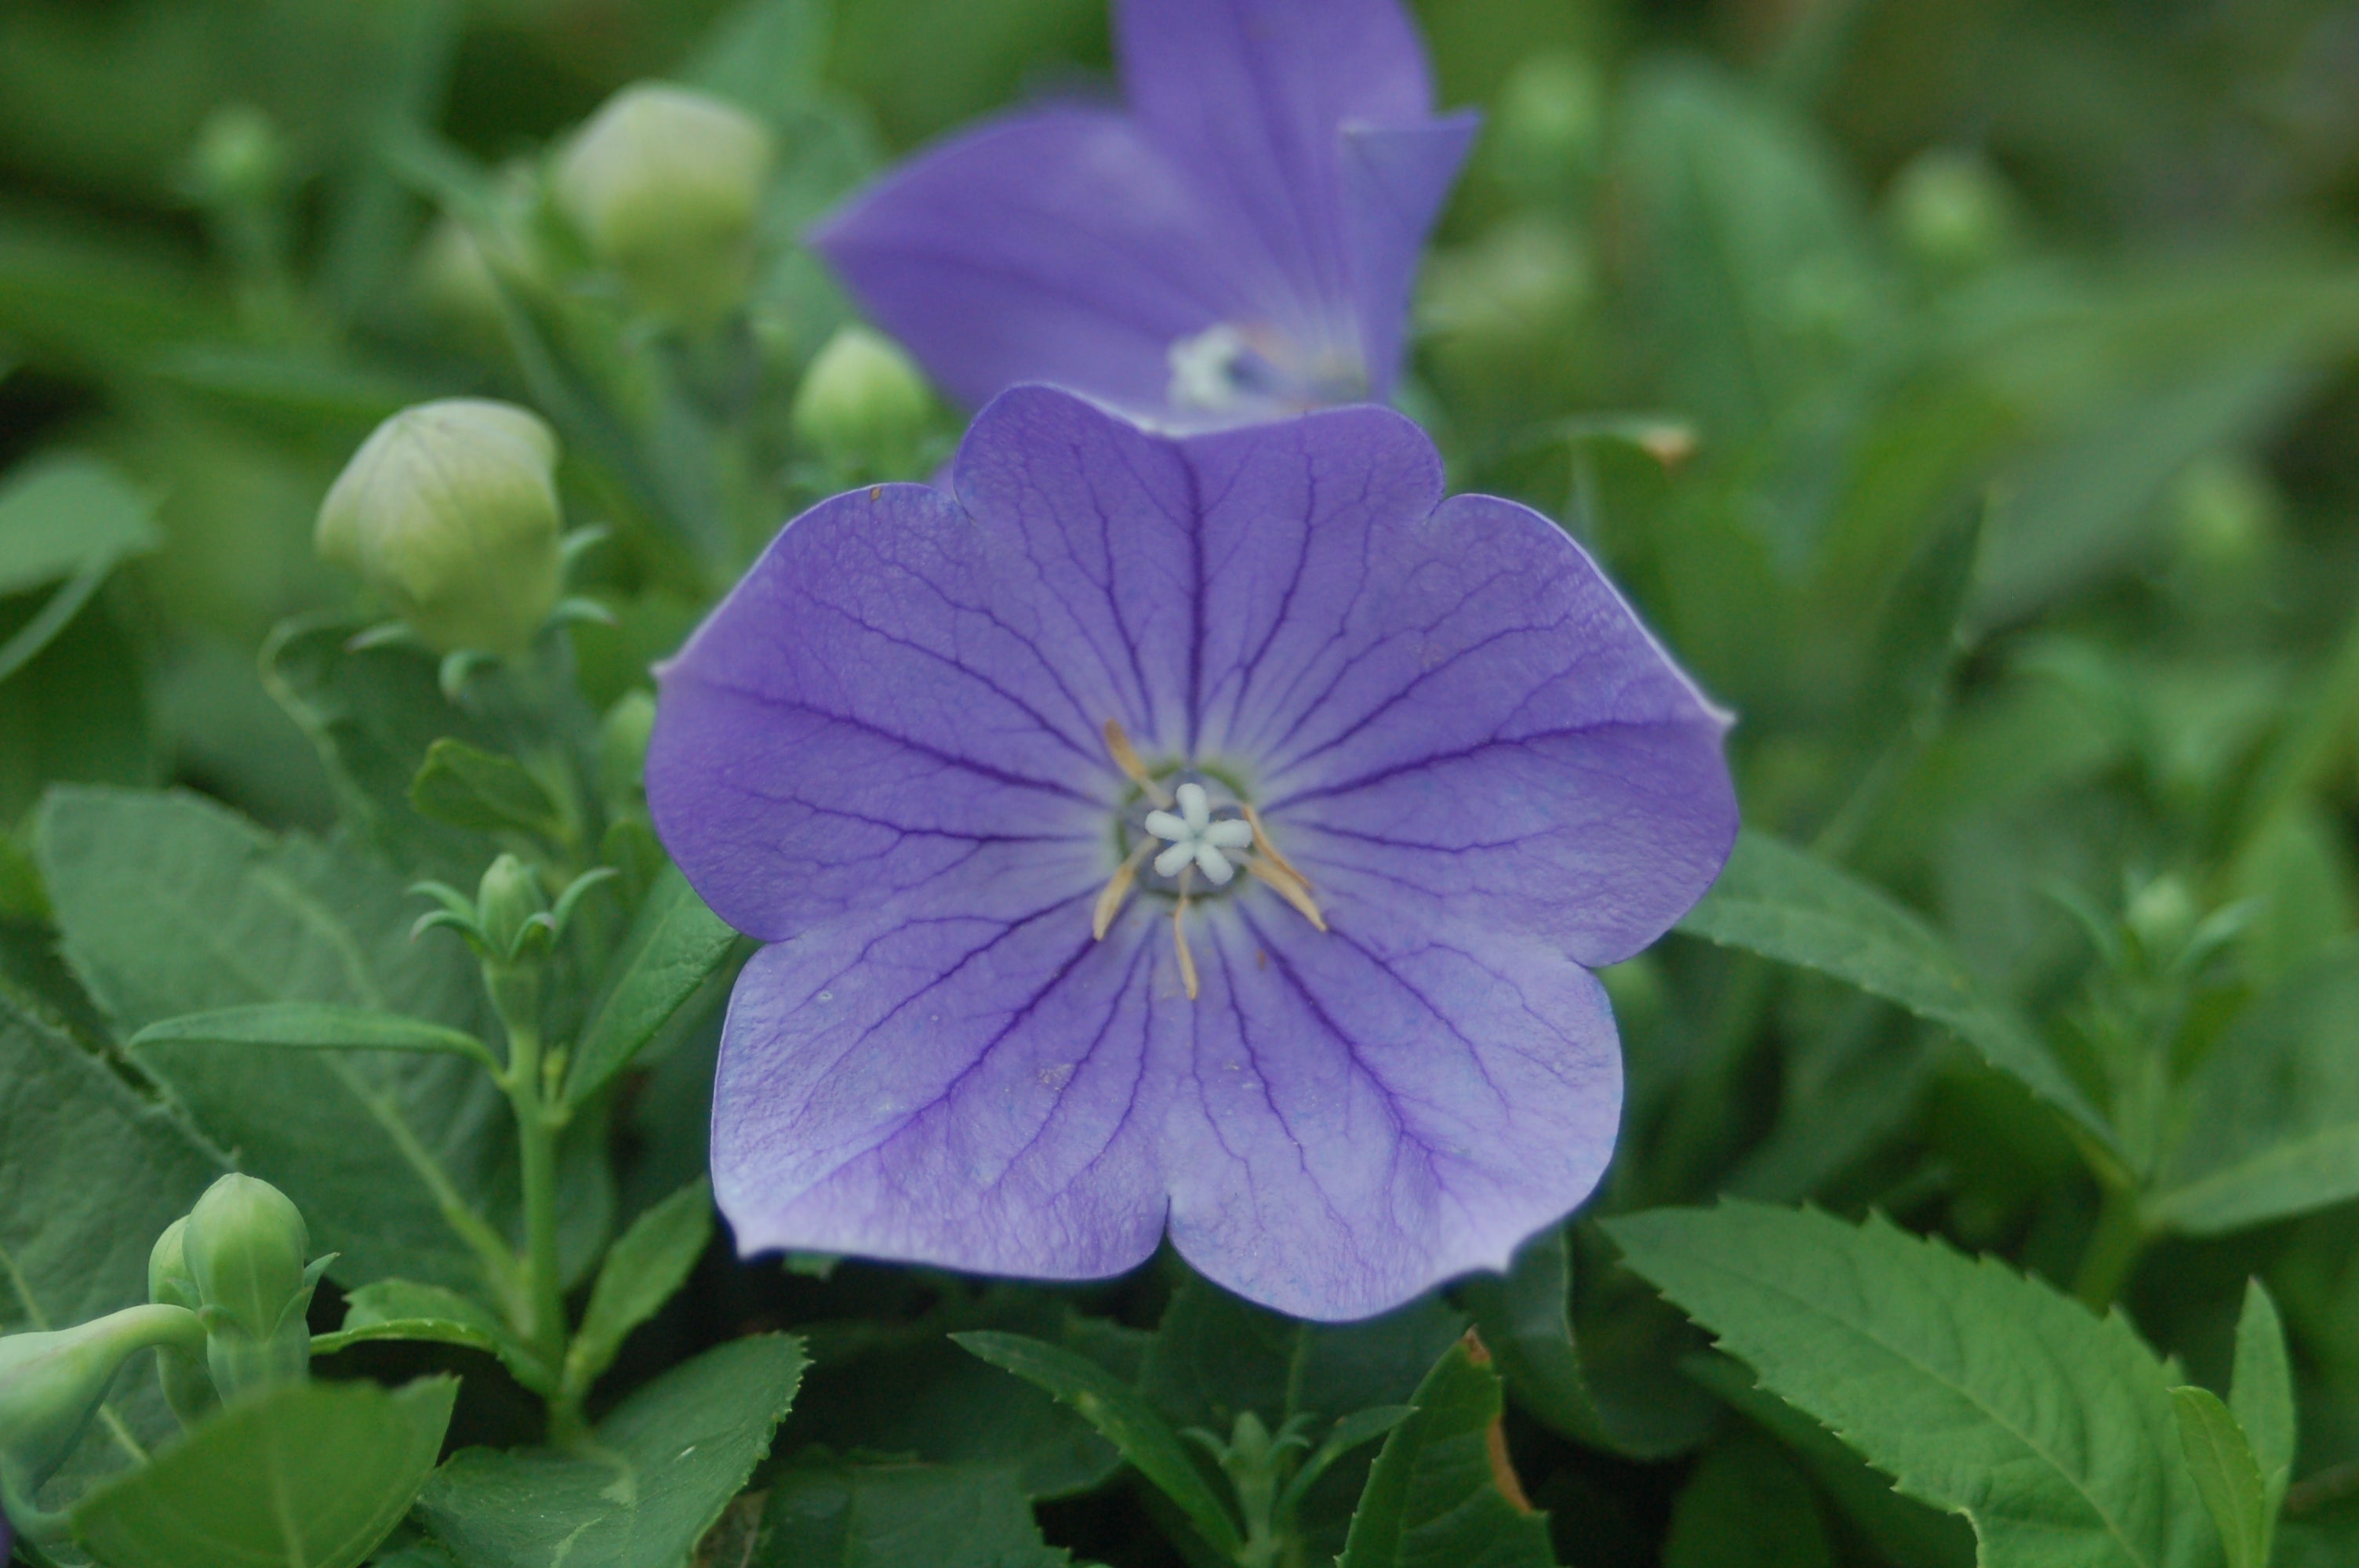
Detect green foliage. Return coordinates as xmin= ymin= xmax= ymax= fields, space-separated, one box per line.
xmin=68 ymin=1376 xmax=455 ymax=1568
xmin=1608 ymin=1203 xmax=2219 ymax=1568
xmin=414 ymin=1334 xmax=805 ymax=1568
xmin=564 ymin=865 xmax=740 ymax=1102
xmin=757 ymin=1459 xmax=1071 ymax=1568
xmin=130 ymin=1002 xmax=500 ymax=1073
xmin=2171 ymin=1388 xmax=2270 ymax=1568
xmin=1663 ymin=1435 xmax=1835 ymax=1568
xmin=560 ymin=1178 xmax=711 ymax=1399
xmin=1335 ymin=1335 xmax=1554 ymax=1568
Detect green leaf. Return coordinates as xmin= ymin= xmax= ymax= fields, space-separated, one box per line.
xmin=130 ymin=1003 xmax=499 ymax=1072
xmin=35 ymin=786 xmax=515 ymax=1294
xmin=685 ymin=0 xmax=834 ymax=124
xmin=1606 ymin=1202 xmax=2219 ymax=1568
xmin=2172 ymin=1387 xmax=2271 ymax=1568
xmin=2229 ymin=1281 xmax=2295 ymax=1512
xmin=1663 ymin=1435 xmax=1836 ymax=1568
xmin=0 ymin=454 xmax=159 ymax=599
xmin=1336 ymin=1334 xmax=1554 ymax=1568
xmin=1460 ymin=1225 xmax=1710 ymax=1459
xmin=407 ymin=740 xmax=566 ymax=841
xmin=0 ymin=586 xmax=156 ymax=822
xmin=755 ymin=1460 xmax=1070 ymax=1568
xmin=562 ymin=1178 xmax=712 ymax=1398
xmin=415 ymin=1334 xmax=805 ymax=1568
xmin=311 ymin=1279 xmax=548 ymax=1393
xmin=952 ymin=1330 xmax=1245 ymax=1560
xmin=0 ymin=995 xmax=225 ymax=1521
xmin=1678 ymin=829 xmax=2116 ymax=1151
xmin=69 ymin=1375 xmax=456 ymax=1568
xmin=2152 ymin=938 xmax=2359 ymax=1234
xmin=564 ymin=865 xmax=740 ymax=1104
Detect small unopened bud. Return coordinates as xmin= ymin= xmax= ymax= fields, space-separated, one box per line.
xmin=0 ymin=1305 xmax=204 ymax=1507
xmin=791 ymin=325 xmax=932 ymax=468
xmin=184 ymin=1174 xmax=320 ymax=1399
xmin=478 ymin=854 xmax=549 ymax=963
xmin=599 ymin=690 xmax=657 ymax=804
xmin=317 ymin=399 xmax=564 ymax=657
xmin=147 ymin=1219 xmax=219 ymax=1427
xmin=1489 ymin=53 xmax=1605 ymax=187
xmin=2171 ymin=454 xmax=2280 ymax=579
xmin=187 ymin=102 xmax=289 ymax=211
xmin=2126 ymin=877 xmax=2198 ymax=964
xmin=1888 ymin=148 xmax=2017 ymax=275
xmin=554 ymin=83 xmax=773 ymax=327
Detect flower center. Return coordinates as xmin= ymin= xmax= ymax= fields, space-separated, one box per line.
xmin=1096 ymin=720 xmax=1325 ymax=1000
xmin=1165 ymin=322 xmax=1367 ymax=417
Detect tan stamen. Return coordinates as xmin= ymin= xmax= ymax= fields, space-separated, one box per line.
xmin=1243 ymin=804 xmax=1310 ymax=887
xmin=1172 ymin=866 xmax=1200 ymax=1000
xmin=1093 ymin=841 xmax=1153 ymax=940
xmin=1249 ymin=858 xmax=1327 ymax=931
xmin=1102 ymin=719 xmax=1172 ymax=808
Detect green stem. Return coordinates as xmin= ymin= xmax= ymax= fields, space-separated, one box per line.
xmin=491 ymin=968 xmax=587 ymax=1448
xmin=2072 ymin=1181 xmax=2149 ymax=1311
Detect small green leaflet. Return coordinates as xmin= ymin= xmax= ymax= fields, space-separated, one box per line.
xmin=1663 ymin=1435 xmax=1836 ymax=1568
xmin=1677 ymin=829 xmax=2117 ymax=1151
xmin=311 ymin=1279 xmax=551 ymax=1394
xmin=2171 ymin=1388 xmax=2270 ymax=1568
xmin=2151 ymin=938 xmax=2359 ymax=1234
xmin=131 ymin=1002 xmax=500 ymax=1073
xmin=0 ymin=454 xmax=162 ymax=683
xmin=70 ymin=1376 xmax=456 ymax=1568
xmin=1606 ymin=1202 xmax=2221 ymax=1568
xmin=416 ymin=1334 xmax=804 ymax=1568
xmin=2229 ymin=1280 xmax=2295 ymax=1512
xmin=562 ymin=1178 xmax=713 ymax=1399
xmin=565 ymin=865 xmax=740 ymax=1103
xmin=1336 ymin=1334 xmax=1554 ymax=1568
xmin=407 ymin=739 xmax=568 ymax=841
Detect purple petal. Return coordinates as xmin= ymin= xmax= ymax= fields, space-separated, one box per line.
xmin=1340 ymin=113 xmax=1481 ymax=397
xmin=809 ymin=107 xmax=1245 ymax=414
xmin=1168 ymin=896 xmax=1621 ymax=1320
xmin=1118 ymin=0 xmax=1438 ymax=362
xmin=649 ymin=478 xmax=1121 ymax=941
xmin=711 ymin=885 xmax=1177 ymax=1282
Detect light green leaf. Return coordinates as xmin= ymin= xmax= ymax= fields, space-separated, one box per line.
xmin=686 ymin=0 xmax=834 ymax=124
xmin=1336 ymin=1335 xmax=1554 ymax=1568
xmin=0 ymin=995 xmax=225 ymax=1527
xmin=564 ymin=865 xmax=740 ymax=1104
xmin=0 ymin=454 xmax=159 ymax=598
xmin=1663 ymin=1435 xmax=1837 ymax=1568
xmin=311 ymin=1279 xmax=548 ymax=1393
xmin=1678 ymin=829 xmax=2115 ymax=1150
xmin=1461 ymin=1225 xmax=1710 ymax=1459
xmin=416 ymin=1334 xmax=804 ymax=1568
xmin=1606 ymin=1202 xmax=2220 ymax=1568
xmin=36 ymin=786 xmax=515 ymax=1294
xmin=70 ymin=1375 xmax=456 ymax=1568
xmin=2230 ymin=1281 xmax=2295 ymax=1512
xmin=953 ymin=1330 xmax=1245 ymax=1560
xmin=2152 ymin=938 xmax=2359 ymax=1234
xmin=2172 ymin=1387 xmax=2271 ymax=1568
xmin=131 ymin=1003 xmax=499 ymax=1072
xmin=562 ymin=1178 xmax=712 ymax=1398
xmin=755 ymin=1460 xmax=1070 ymax=1568
xmin=407 ymin=740 xmax=566 ymax=841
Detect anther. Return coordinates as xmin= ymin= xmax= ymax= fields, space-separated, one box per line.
xmin=1093 ymin=841 xmax=1152 ymax=941
xmin=1102 ymin=718 xmax=1172 ymax=808
xmin=1172 ymin=865 xmax=1201 ymax=1000
xmin=1249 ymin=857 xmax=1327 ymax=931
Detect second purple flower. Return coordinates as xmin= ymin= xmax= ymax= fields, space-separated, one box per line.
xmin=812 ymin=0 xmax=1479 ymax=427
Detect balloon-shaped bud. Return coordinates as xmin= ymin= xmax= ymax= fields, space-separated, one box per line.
xmin=1489 ymin=53 xmax=1604 ymax=187
xmin=184 ymin=1175 xmax=309 ymax=1343
xmin=598 ymin=690 xmax=657 ymax=806
xmin=791 ymin=325 xmax=932 ymax=469
xmin=0 ymin=1305 xmax=204 ymax=1504
xmin=147 ymin=1218 xmax=220 ymax=1428
xmin=1888 ymin=148 xmax=2017 ymax=274
xmin=187 ymin=102 xmax=288 ymax=211
xmin=317 ymin=399 xmax=564 ymax=657
xmin=478 ymin=853 xmax=550 ymax=963
xmin=554 ymin=83 xmax=773 ymax=327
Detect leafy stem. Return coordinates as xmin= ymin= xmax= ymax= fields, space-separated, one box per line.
xmin=485 ymin=960 xmax=586 ymax=1447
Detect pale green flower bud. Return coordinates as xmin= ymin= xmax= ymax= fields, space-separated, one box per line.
xmin=791 ymin=325 xmax=932 ymax=468
xmin=1489 ymin=53 xmax=1605 ymax=187
xmin=478 ymin=853 xmax=549 ymax=963
xmin=599 ymin=690 xmax=657 ymax=805
xmin=554 ymin=82 xmax=774 ymax=327
xmin=184 ymin=1175 xmax=309 ymax=1344
xmin=147 ymin=1218 xmax=219 ymax=1427
xmin=187 ymin=102 xmax=289 ymax=211
xmin=1888 ymin=148 xmax=2017 ymax=274
xmin=317 ymin=399 xmax=564 ymax=657
xmin=1 ymin=1305 xmax=204 ymax=1508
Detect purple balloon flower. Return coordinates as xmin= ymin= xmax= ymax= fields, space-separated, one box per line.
xmin=810 ymin=0 xmax=1478 ymax=427
xmin=649 ymin=386 xmax=1736 ymax=1320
